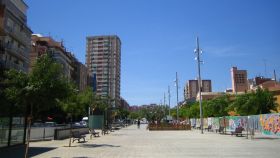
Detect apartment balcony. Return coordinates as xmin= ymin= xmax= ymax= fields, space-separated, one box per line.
xmin=5 ymin=43 xmax=29 ymax=61
xmin=0 ymin=60 xmax=27 ymax=72
xmin=5 ymin=26 xmax=30 ymax=46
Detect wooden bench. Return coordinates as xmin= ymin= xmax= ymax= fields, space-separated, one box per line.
xmin=102 ymin=127 xmax=109 ymax=135
xmin=231 ymin=127 xmax=244 ymax=136
xmin=89 ymin=129 xmax=100 ymax=139
xmin=72 ymin=131 xmax=86 ymax=143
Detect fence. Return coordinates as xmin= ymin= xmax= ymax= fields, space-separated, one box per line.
xmin=190 ymin=113 xmax=280 ymax=137
xmin=29 ymin=126 xmax=67 ymax=141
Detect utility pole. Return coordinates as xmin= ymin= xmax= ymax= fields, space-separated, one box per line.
xmin=194 ymin=37 xmax=203 ymax=134
xmin=164 ymin=93 xmax=166 ymax=107
xmin=168 ymin=86 xmax=171 ymax=116
xmin=164 ymin=92 xmax=166 ymax=116
xmin=175 ymin=72 xmax=179 ymax=122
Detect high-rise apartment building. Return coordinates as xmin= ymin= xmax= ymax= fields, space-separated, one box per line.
xmin=0 ymin=0 xmax=32 ymax=73
xmin=86 ymin=35 xmax=121 ymax=108
xmin=0 ymin=0 xmax=31 ymax=153
xmin=231 ymin=67 xmax=248 ymax=93
xmin=185 ymin=79 xmax=212 ymax=100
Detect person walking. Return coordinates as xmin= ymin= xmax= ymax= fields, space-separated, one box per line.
xmin=137 ymin=119 xmax=140 ymax=129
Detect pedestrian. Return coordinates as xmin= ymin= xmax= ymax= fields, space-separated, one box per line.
xmin=137 ymin=119 xmax=140 ymax=129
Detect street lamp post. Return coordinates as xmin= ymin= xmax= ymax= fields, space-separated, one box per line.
xmin=194 ymin=37 xmax=204 ymax=134
xmin=168 ymin=86 xmax=171 ymax=116
xmin=175 ymin=72 xmax=179 ymax=122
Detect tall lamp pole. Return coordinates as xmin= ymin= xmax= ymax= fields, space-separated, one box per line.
xmin=168 ymin=86 xmax=171 ymax=116
xmin=164 ymin=92 xmax=166 ymax=116
xmin=175 ymin=72 xmax=179 ymax=122
xmin=194 ymin=37 xmax=203 ymax=134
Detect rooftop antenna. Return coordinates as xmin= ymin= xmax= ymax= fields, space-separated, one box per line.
xmin=274 ymin=69 xmax=277 ymax=82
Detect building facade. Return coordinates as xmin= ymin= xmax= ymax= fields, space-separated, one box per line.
xmin=30 ymin=34 xmax=73 ymax=80
xmin=231 ymin=67 xmax=248 ymax=93
xmin=73 ymin=59 xmax=89 ymax=92
xmin=120 ymin=97 xmax=130 ymax=110
xmin=86 ymin=35 xmax=121 ymax=108
xmin=30 ymin=34 xmax=90 ymax=91
xmin=0 ymin=0 xmax=32 ymax=73
xmin=0 ymin=0 xmax=31 ymax=154
xmin=185 ymin=79 xmax=212 ymax=100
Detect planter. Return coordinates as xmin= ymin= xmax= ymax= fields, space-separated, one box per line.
xmin=148 ymin=124 xmax=191 ymax=131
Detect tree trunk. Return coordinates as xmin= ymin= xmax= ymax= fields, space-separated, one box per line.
xmin=25 ymin=104 xmax=33 ymax=158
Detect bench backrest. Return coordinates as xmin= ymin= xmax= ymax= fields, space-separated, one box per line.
xmin=235 ymin=127 xmax=243 ymax=132
xmin=90 ymin=129 xmax=97 ymax=133
xmin=72 ymin=131 xmax=80 ymax=137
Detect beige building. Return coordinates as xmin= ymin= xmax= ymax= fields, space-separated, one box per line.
xmin=86 ymin=35 xmax=121 ymax=108
xmin=0 ymin=0 xmax=32 ymax=73
xmin=196 ymin=92 xmax=224 ymax=101
xmin=185 ymin=79 xmax=212 ymax=100
xmin=231 ymin=67 xmax=248 ymax=93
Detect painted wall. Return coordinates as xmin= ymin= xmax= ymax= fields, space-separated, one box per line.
xmin=191 ymin=113 xmax=280 ymax=137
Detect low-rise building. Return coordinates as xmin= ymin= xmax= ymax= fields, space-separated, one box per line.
xmin=185 ymin=79 xmax=212 ymax=100
xmin=231 ymin=67 xmax=248 ymax=93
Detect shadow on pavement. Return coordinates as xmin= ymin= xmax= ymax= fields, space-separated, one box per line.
xmin=81 ymin=144 xmax=120 ymax=148
xmin=29 ymin=147 xmax=56 ymax=157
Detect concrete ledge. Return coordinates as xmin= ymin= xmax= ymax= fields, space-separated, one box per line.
xmin=54 ymin=128 xmax=89 ymax=140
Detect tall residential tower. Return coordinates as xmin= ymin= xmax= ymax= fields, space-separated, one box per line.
xmin=86 ymin=35 xmax=121 ymax=108
xmin=0 ymin=0 xmax=32 ymax=73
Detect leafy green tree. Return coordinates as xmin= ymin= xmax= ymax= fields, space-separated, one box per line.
xmin=117 ymin=108 xmax=130 ymax=120
xmin=188 ymin=102 xmax=200 ymax=118
xmin=128 ymin=111 xmax=140 ymax=120
xmin=170 ymin=108 xmax=177 ymax=119
xmin=203 ymin=95 xmax=231 ymax=117
xmin=228 ymin=88 xmax=277 ymax=116
xmin=255 ymin=88 xmax=278 ymax=114
xmin=178 ymin=107 xmax=188 ymax=119
xmin=26 ymin=55 xmax=73 ymax=153
xmin=26 ymin=55 xmax=71 ymax=118
xmin=141 ymin=105 xmax=167 ymax=123
xmin=2 ymin=69 xmax=29 ymax=115
xmin=227 ymin=93 xmax=257 ymax=116
xmin=59 ymin=84 xmax=85 ymax=119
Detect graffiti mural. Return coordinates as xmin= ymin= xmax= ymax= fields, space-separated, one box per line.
xmin=203 ymin=118 xmax=208 ymax=128
xmin=212 ymin=118 xmax=220 ymax=130
xmin=189 ymin=113 xmax=280 ymax=137
xmin=227 ymin=116 xmax=247 ymax=131
xmin=259 ymin=114 xmax=280 ymax=136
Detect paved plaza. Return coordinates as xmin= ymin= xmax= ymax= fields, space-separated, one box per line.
xmin=29 ymin=124 xmax=280 ymax=158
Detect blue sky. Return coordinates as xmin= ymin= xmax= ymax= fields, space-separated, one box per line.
xmin=25 ymin=0 xmax=280 ymax=107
